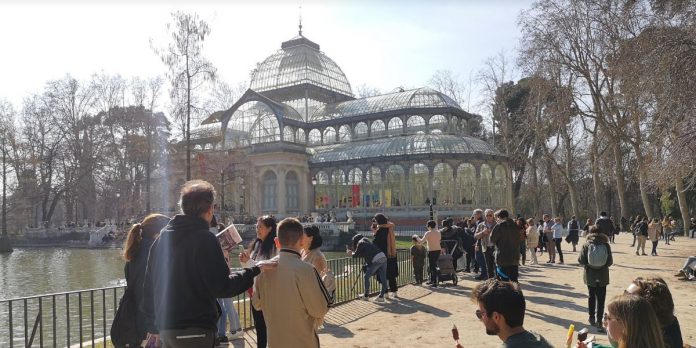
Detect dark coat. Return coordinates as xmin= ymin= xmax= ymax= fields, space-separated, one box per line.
xmin=578 ymin=233 xmax=613 ymax=287
xmin=143 ymin=215 xmax=260 ymax=333
xmin=125 ymin=236 xmax=156 ymax=340
xmin=373 ymin=227 xmax=399 ymax=278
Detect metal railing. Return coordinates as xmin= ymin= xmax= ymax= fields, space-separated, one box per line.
xmin=1 ymin=250 xmax=414 ymax=347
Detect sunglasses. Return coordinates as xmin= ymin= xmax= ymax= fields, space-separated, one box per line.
xmin=475 ymin=309 xmax=484 ymax=320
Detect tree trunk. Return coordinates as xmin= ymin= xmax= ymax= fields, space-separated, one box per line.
xmin=547 ymin=165 xmax=558 ymax=217
xmin=675 ymin=177 xmax=692 ymax=236
xmin=630 ymin=117 xmax=654 ymax=219
xmin=610 ymin=140 xmax=627 ymax=220
xmin=590 ymin=138 xmax=602 ymax=218
xmin=530 ymin=158 xmax=541 ymax=218
xmin=1 ymin=139 xmax=11 ymax=252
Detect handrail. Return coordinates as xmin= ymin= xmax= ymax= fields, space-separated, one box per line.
xmin=1 ymin=251 xmax=415 ymax=347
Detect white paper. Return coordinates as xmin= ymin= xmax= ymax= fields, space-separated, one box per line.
xmin=216 ymin=224 xmax=243 ymax=252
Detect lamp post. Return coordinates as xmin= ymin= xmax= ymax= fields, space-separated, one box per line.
xmin=240 ymin=177 xmax=246 ymax=218
xmin=311 ymin=175 xmax=317 ymax=213
xmin=115 ymin=192 xmax=121 ymax=228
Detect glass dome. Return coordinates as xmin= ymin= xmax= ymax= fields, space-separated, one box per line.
xmin=309 ymin=134 xmax=501 ymax=164
xmin=250 ymin=35 xmax=354 ymax=97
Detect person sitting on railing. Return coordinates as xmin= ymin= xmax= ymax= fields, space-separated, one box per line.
xmin=122 ymin=214 xmax=170 ymax=346
xmin=142 ymin=180 xmax=277 ymax=348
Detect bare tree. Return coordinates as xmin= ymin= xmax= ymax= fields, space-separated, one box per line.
xmin=152 ymin=11 xmax=217 ymax=180
xmin=0 ymin=99 xmax=16 ymax=251
xmin=354 ymin=84 xmax=381 ymax=98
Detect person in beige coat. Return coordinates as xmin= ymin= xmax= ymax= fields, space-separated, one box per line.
xmin=252 ymin=218 xmax=331 ymax=348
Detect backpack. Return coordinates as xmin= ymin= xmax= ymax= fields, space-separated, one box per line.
xmin=569 ymin=220 xmax=579 ymax=231
xmin=321 ymin=269 xmax=337 ymax=306
xmin=587 ymin=243 xmax=608 ymax=269
xmin=110 ymin=287 xmax=141 ymax=348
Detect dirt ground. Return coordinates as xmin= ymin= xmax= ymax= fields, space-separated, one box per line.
xmin=226 ymin=233 xmax=696 ymax=347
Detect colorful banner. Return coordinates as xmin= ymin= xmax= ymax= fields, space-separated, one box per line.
xmin=351 ymin=185 xmax=360 ymax=207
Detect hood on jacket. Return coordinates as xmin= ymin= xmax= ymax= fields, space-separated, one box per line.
xmin=586 ymin=232 xmax=609 ymax=244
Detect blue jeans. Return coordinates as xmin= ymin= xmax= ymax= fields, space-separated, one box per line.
xmin=217 ymin=298 xmax=242 ymax=335
xmin=475 ymin=250 xmax=488 ymax=279
xmin=365 ymin=259 xmax=388 ymax=298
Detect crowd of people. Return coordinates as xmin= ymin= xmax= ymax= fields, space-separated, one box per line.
xmin=115 ymin=178 xmax=690 ymax=348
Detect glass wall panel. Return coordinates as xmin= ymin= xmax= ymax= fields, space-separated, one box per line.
xmin=286 ymin=171 xmax=299 ymax=211
xmin=354 ymin=122 xmax=368 ymax=139
xmin=429 ymin=114 xmax=447 ymax=133
xmin=364 ymin=167 xmax=382 ymax=207
xmin=331 ymin=169 xmax=348 ymax=208
xmin=494 ymin=165 xmax=507 ymax=207
xmin=224 ymin=101 xmax=281 ymax=147
xmin=384 ymin=165 xmax=405 ymax=207
xmin=456 ymin=164 xmax=476 ymax=205
xmin=387 ymin=117 xmax=403 ymax=136
xmin=283 ymin=126 xmax=295 ymax=142
xmin=407 ymin=115 xmax=427 ymax=134
xmin=262 ymin=170 xmax=277 ymax=212
xmin=309 ymin=129 xmax=322 ymax=145
xmin=315 ymin=170 xmax=330 ymax=209
xmin=323 ymin=127 xmax=336 ymax=144
xmin=338 ymin=125 xmax=352 ymax=143
xmin=370 ymin=120 xmax=386 ymax=137
xmin=296 ymin=128 xmax=306 ymax=144
xmin=409 ymin=163 xmax=429 ymax=206
xmin=480 ymin=164 xmax=493 ymax=207
xmin=348 ymin=168 xmax=363 ymax=207
xmin=433 ymin=163 xmax=454 ymax=206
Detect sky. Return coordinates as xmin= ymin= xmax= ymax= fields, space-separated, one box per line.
xmin=0 ymin=0 xmax=532 ymax=115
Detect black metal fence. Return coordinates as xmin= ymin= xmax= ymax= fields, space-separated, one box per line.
xmin=1 ymin=250 xmax=414 ymax=347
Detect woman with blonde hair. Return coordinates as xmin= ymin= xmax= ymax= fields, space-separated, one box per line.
xmin=122 ymin=214 xmax=171 ymax=344
xmin=576 ymin=294 xmax=666 ymax=348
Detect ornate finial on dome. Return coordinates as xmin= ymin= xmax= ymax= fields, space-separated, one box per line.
xmin=298 ymin=5 xmax=303 ymax=36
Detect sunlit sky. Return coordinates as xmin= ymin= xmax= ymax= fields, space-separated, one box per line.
xmin=0 ymin=0 xmax=531 ymax=115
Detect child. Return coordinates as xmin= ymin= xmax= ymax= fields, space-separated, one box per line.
xmin=410 ymin=235 xmax=426 ymax=285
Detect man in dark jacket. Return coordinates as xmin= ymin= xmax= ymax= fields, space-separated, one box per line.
xmin=594 ymin=211 xmax=616 ymax=240
xmin=143 ymin=180 xmax=275 ymax=347
xmin=490 ymin=209 xmax=521 ymax=282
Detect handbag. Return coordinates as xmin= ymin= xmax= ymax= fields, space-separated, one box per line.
xmin=110 ymin=286 xmax=141 ymax=348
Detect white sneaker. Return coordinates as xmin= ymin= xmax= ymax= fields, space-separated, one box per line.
xmin=359 ymin=295 xmax=369 ymax=301
xmin=391 ymin=292 xmax=399 ymax=299
xmin=384 ymin=293 xmax=390 ymax=300
xmin=375 ymin=296 xmax=385 ymax=302
xmin=228 ymin=331 xmax=244 ymax=340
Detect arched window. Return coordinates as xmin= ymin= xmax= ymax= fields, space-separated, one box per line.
xmin=223 ymin=100 xmax=280 ymax=146
xmin=338 ymin=125 xmax=352 ymax=143
xmin=365 ymin=167 xmax=382 ymax=207
xmin=354 ymin=122 xmax=368 ymax=139
xmin=480 ymin=164 xmax=493 ymax=207
xmin=388 ymin=117 xmax=403 ymax=135
xmin=296 ymin=128 xmax=306 ymax=144
xmin=433 ymin=163 xmax=454 ymax=206
xmin=262 ymin=171 xmax=277 ymax=211
xmin=283 ymin=126 xmax=295 ymax=142
xmin=456 ymin=163 xmax=476 ymax=205
xmin=494 ymin=165 xmax=507 ymax=207
xmin=331 ymin=169 xmax=348 ymax=208
xmin=384 ymin=165 xmax=406 ymax=207
xmin=407 ymin=115 xmax=426 ymax=133
xmin=309 ymin=129 xmax=322 ymax=145
xmin=429 ymin=115 xmax=447 ymax=133
xmin=315 ymin=171 xmax=330 ymax=209
xmin=370 ymin=120 xmax=385 ymax=137
xmin=348 ymin=168 xmax=363 ymax=207
xmin=286 ymin=171 xmax=299 ymax=211
xmin=323 ymin=127 xmax=336 ymax=145
xmin=409 ymin=163 xmax=429 ymax=206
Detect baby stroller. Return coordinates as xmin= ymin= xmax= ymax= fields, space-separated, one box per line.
xmin=437 ymin=240 xmax=459 ymax=285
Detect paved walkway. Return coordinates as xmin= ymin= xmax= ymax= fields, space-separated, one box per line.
xmin=221 ymin=233 xmax=696 ymax=347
